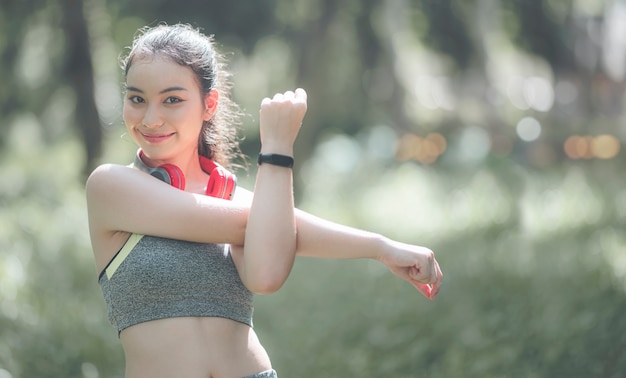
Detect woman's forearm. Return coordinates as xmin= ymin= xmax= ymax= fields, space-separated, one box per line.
xmin=243 ymin=164 xmax=296 ymax=293
xmin=234 ymin=187 xmax=386 ymax=262
xmin=294 ymin=208 xmax=387 ymax=260
xmin=293 ymin=208 xmax=442 ymax=300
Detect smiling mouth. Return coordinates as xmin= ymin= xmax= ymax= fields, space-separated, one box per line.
xmin=140 ymin=132 xmax=174 ymax=143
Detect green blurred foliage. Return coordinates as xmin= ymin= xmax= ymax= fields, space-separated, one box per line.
xmin=1 ymin=0 xmax=626 ymax=377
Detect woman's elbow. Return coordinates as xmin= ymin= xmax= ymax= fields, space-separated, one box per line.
xmin=246 ymin=277 xmax=286 ymax=295
xmin=243 ymin=253 xmax=295 ymax=294
xmin=245 ymin=270 xmax=290 ymax=294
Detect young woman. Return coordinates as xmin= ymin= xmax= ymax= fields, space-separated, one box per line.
xmin=86 ymin=23 xmax=442 ymax=378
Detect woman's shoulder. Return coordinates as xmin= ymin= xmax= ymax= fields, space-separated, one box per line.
xmin=88 ymin=162 xmax=134 ymax=177
xmin=87 ymin=163 xmax=134 ymax=186
xmin=85 ymin=163 xmax=138 ymax=203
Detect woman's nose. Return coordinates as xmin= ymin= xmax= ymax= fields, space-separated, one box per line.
xmin=142 ymin=105 xmax=163 ymax=128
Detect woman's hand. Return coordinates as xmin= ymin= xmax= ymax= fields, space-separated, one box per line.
xmin=259 ymin=88 xmax=307 ymax=155
xmin=378 ymin=239 xmax=443 ymax=300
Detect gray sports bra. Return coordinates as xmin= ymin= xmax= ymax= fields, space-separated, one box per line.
xmin=98 ymin=234 xmax=253 ymax=333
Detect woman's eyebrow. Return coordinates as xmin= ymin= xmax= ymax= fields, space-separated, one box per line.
xmin=125 ymin=86 xmax=188 ymax=94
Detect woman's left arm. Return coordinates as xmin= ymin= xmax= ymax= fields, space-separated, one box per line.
xmin=233 ymin=188 xmax=442 ymax=300
xmin=293 ymin=209 xmax=443 ymax=299
xmin=237 ymin=89 xmax=307 ymax=294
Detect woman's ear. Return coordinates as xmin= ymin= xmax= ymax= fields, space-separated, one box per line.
xmin=203 ymin=90 xmax=219 ymax=121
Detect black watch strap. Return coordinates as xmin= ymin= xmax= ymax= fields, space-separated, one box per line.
xmin=257 ymin=153 xmax=294 ymax=168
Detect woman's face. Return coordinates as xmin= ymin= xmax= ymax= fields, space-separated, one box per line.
xmin=123 ymin=55 xmax=213 ymax=165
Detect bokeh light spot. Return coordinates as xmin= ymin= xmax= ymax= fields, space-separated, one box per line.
xmin=516 ymin=117 xmax=542 ymax=142
xmin=395 ymin=133 xmax=447 ymax=164
xmin=524 ymin=77 xmax=554 ymax=112
xmin=564 ymin=134 xmax=619 ymax=159
xmin=591 ymin=134 xmax=621 ymax=159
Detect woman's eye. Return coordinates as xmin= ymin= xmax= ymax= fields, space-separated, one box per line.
xmin=165 ymin=97 xmax=182 ymax=104
xmin=128 ymin=96 xmax=144 ymax=104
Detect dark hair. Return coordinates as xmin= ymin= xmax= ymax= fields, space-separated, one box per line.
xmin=121 ymin=23 xmax=244 ymax=169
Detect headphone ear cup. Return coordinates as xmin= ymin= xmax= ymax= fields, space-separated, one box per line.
xmin=158 ymin=164 xmax=185 ymax=190
xmin=136 ymin=149 xmax=185 ymax=190
xmin=206 ymin=165 xmax=229 ymax=199
xmin=223 ymin=173 xmax=237 ymax=201
xmin=147 ymin=167 xmax=172 ymax=185
xmin=200 ymin=156 xmax=236 ymax=200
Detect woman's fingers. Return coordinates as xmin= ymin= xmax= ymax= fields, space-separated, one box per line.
xmin=430 ymin=260 xmax=443 ymax=299
xmin=261 ymin=88 xmax=307 ymax=117
xmin=266 ymin=88 xmax=306 ymax=104
xmin=406 ymin=256 xmax=442 ymax=300
xmin=408 ymin=253 xmax=436 ymax=284
xmin=259 ymin=88 xmax=308 ymax=149
xmin=294 ymin=87 xmax=307 ymax=103
xmin=411 ymin=282 xmax=433 ymax=299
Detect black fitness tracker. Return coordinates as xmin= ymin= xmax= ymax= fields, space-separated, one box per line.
xmin=257 ymin=153 xmax=294 ymax=168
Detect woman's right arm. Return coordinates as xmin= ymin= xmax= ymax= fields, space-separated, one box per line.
xmin=86 ymin=163 xmax=250 ymax=246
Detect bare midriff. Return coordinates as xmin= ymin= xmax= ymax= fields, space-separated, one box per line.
xmin=120 ymin=316 xmax=271 ymax=378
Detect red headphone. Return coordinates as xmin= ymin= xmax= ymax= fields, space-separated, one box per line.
xmin=135 ymin=149 xmax=236 ymax=200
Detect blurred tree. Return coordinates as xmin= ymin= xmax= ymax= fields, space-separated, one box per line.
xmin=109 ymin=0 xmax=279 ymax=51
xmin=61 ymin=0 xmax=103 ymax=175
xmin=418 ymin=0 xmax=474 ymax=70
xmin=0 ymin=0 xmax=102 ymax=175
xmin=505 ymin=0 xmax=576 ymax=72
xmin=0 ymin=1 xmax=23 ymax=139
xmin=0 ymin=0 xmax=46 ymax=145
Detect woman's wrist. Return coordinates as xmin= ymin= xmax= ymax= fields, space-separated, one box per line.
xmin=259 ymin=140 xmax=293 ymax=154
xmin=374 ymin=235 xmax=391 ymax=262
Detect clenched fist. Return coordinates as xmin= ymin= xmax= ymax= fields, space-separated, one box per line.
xmin=259 ymin=88 xmax=308 ymax=156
